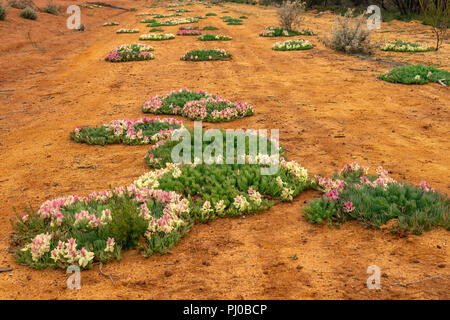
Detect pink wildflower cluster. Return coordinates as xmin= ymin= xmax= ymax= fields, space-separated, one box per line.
xmin=105 ymin=44 xmax=154 ymax=62
xmin=248 ymin=187 xmax=262 ymax=205
xmin=339 ymin=162 xmax=368 ymax=177
xmin=315 ymin=176 xmax=346 ymax=193
xmin=74 ymin=210 xmax=102 ymax=228
xmin=177 ymin=29 xmax=201 ymax=35
xmin=419 ymin=181 xmax=435 ymax=193
xmin=21 ymin=233 xmax=52 ymax=262
xmin=50 ymin=238 xmax=95 ymax=267
xmin=142 ymin=88 xmax=212 ymax=113
xmin=360 ymin=166 xmax=397 ymax=189
xmin=343 ymin=202 xmax=355 ymax=213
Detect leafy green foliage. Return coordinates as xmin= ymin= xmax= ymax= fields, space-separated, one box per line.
xmin=203 ymin=26 xmax=219 ymax=30
xmin=181 ymin=49 xmax=231 ymax=61
xmin=379 ymin=64 xmax=450 ymax=85
xmin=198 ymin=34 xmax=232 ymax=41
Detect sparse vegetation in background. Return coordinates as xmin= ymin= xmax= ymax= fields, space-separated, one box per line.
xmin=180 ymin=48 xmax=232 ymax=61
xmin=149 ymin=28 xmax=164 ymax=32
xmin=203 ymin=26 xmax=219 ymax=30
xmin=198 ymin=34 xmax=232 ymax=41
xmin=260 ymin=26 xmax=314 ymax=37
xmin=205 ymin=12 xmax=217 ymax=16
xmin=103 ymin=22 xmax=119 ymax=26
xmin=0 ymin=3 xmax=8 ymax=21
xmin=20 ymin=6 xmax=37 ymax=20
xmin=379 ymin=64 xmax=450 ymax=85
xmin=303 ymin=162 xmax=449 ymax=235
xmin=323 ymin=8 xmax=372 ymax=54
xmin=105 ymin=44 xmax=155 ymax=62
xmin=278 ymin=0 xmax=306 ymax=31
xmin=272 ymin=39 xmax=314 ymax=50
xmin=139 ymin=33 xmax=175 ymax=40
xmin=380 ymin=40 xmax=434 ymax=52
xmin=419 ymin=0 xmax=449 ymax=51
xmin=129 ymin=7 xmax=138 ymax=11
xmin=42 ymin=0 xmax=58 ymax=15
xmin=116 ymin=28 xmax=139 ymax=34
xmin=221 ymin=16 xmax=243 ymax=25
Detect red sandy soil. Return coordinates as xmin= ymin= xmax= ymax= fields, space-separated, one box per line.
xmin=0 ymin=1 xmax=448 ymax=300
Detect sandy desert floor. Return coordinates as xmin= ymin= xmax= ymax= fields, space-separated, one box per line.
xmin=0 ymin=0 xmax=448 ymax=299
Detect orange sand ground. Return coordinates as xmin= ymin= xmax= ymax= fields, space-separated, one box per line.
xmin=0 ymin=0 xmax=448 ymax=299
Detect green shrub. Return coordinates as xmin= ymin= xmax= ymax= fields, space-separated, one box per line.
xmin=379 ymin=64 xmax=450 ymax=85
xmin=20 ymin=6 xmax=37 ymax=20
xmin=206 ymin=12 xmax=217 ymax=16
xmin=203 ymin=26 xmax=219 ymax=30
xmin=180 ymin=49 xmax=232 ymax=61
xmin=198 ymin=34 xmax=232 ymax=41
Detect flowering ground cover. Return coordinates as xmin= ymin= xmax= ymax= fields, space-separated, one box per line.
xmin=103 ymin=22 xmax=119 ymax=26
xmin=380 ymin=40 xmax=434 ymax=52
xmin=180 ymin=49 xmax=232 ymax=61
xmin=177 ymin=27 xmax=202 ymax=36
xmin=105 ymin=44 xmax=154 ymax=62
xmin=203 ymin=26 xmax=218 ymax=30
xmin=141 ymin=89 xmax=254 ymax=122
xmin=116 ymin=29 xmax=139 ymax=34
xmin=198 ymin=34 xmax=232 ymax=41
xmin=260 ymin=26 xmax=314 ymax=37
xmin=139 ymin=33 xmax=176 ymax=41
xmin=272 ymin=39 xmax=313 ymax=51
xmin=13 ymin=124 xmax=311 ymax=269
xmin=153 ymin=13 xmax=182 ymax=18
xmin=140 ymin=18 xmax=158 ymax=24
xmin=147 ymin=17 xmax=198 ymax=27
xmin=70 ymin=117 xmax=183 ymax=146
xmin=379 ymin=64 xmax=450 ymax=85
xmin=303 ymin=163 xmax=449 ymax=235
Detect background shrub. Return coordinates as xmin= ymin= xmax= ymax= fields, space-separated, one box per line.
xmin=323 ymin=8 xmax=372 ymax=54
xmin=278 ymin=0 xmax=306 ymax=30
xmin=42 ymin=0 xmax=58 ymax=15
xmin=0 ymin=3 xmax=8 ymax=21
xmin=20 ymin=6 xmax=37 ymax=20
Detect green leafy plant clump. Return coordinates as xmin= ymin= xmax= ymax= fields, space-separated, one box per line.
xmin=221 ymin=16 xmax=243 ymax=25
xmin=181 ymin=48 xmax=231 ymax=61
xmin=272 ymin=39 xmax=313 ymax=51
xmin=380 ymin=40 xmax=434 ymax=52
xmin=70 ymin=117 xmax=183 ymax=146
xmin=103 ymin=22 xmax=119 ymax=26
xmin=142 ymin=88 xmax=254 ymax=122
xmin=43 ymin=0 xmax=59 ymax=15
xmin=303 ymin=162 xmax=449 ymax=235
xmin=0 ymin=3 xmax=8 ymax=21
xmin=139 ymin=33 xmax=175 ymax=41
xmin=205 ymin=12 xmax=217 ymax=16
xmin=105 ymin=44 xmax=155 ymax=63
xmin=116 ymin=28 xmax=139 ymax=34
xmin=198 ymin=34 xmax=232 ymax=41
xmin=379 ymin=64 xmax=450 ymax=85
xmin=203 ymin=26 xmax=218 ymax=30
xmin=259 ymin=26 xmax=314 ymax=37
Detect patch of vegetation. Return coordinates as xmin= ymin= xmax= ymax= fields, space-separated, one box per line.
xmin=303 ymin=162 xmax=449 ymax=235
xmin=205 ymin=12 xmax=217 ymax=16
xmin=116 ymin=28 xmax=139 ymax=34
xmin=278 ymin=0 xmax=305 ymax=31
xmin=0 ymin=3 xmax=8 ymax=21
xmin=198 ymin=34 xmax=232 ymax=41
xmin=272 ymin=39 xmax=314 ymax=50
xmin=379 ymin=64 xmax=450 ymax=85
xmin=105 ymin=44 xmax=155 ymax=62
xmin=260 ymin=26 xmax=314 ymax=37
xmin=42 ymin=0 xmax=58 ymax=15
xmin=103 ymin=22 xmax=119 ymax=26
xmin=180 ymin=48 xmax=232 ymax=61
xmin=380 ymin=40 xmax=434 ymax=52
xmin=20 ymin=6 xmax=37 ymax=20
xmin=203 ymin=26 xmax=219 ymax=30
xmin=147 ymin=17 xmax=198 ymax=27
xmin=70 ymin=117 xmax=182 ymax=146
xmin=322 ymin=9 xmax=372 ymax=54
xmin=221 ymin=16 xmax=243 ymax=25
xmin=149 ymin=28 xmax=164 ymax=32
xmin=142 ymin=89 xmax=254 ymax=122
xmin=139 ymin=33 xmax=175 ymax=40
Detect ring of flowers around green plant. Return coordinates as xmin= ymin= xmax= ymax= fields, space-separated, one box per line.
xmin=103 ymin=22 xmax=119 ymax=26
xmin=105 ymin=44 xmax=154 ymax=62
xmin=379 ymin=64 xmax=450 ymax=85
xmin=116 ymin=28 xmax=139 ymax=34
xmin=198 ymin=34 xmax=232 ymax=41
xmin=272 ymin=39 xmax=313 ymax=51
xmin=139 ymin=33 xmax=175 ymax=41
xmin=70 ymin=117 xmax=183 ymax=146
xmin=142 ymin=89 xmax=255 ymax=122
xmin=303 ymin=162 xmax=449 ymax=235
xmin=260 ymin=26 xmax=314 ymax=37
xmin=180 ymin=49 xmax=231 ymax=61
xmin=380 ymin=40 xmax=434 ymax=52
